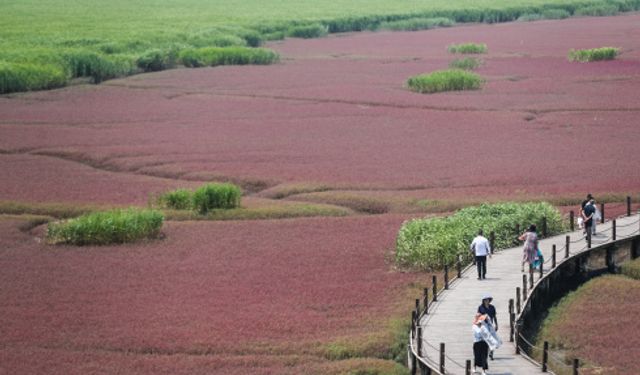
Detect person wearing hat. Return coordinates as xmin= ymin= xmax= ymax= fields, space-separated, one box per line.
xmin=478 ymin=294 xmax=498 ymax=360
xmin=472 ymin=313 xmax=490 ymax=375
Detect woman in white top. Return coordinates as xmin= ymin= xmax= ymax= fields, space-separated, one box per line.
xmin=472 ymin=313 xmax=489 ymax=375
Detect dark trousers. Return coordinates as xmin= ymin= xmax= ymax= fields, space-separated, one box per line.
xmin=473 ymin=341 xmax=489 ymax=369
xmin=476 ymin=255 xmax=487 ymax=279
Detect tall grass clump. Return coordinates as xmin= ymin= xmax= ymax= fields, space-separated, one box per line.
xmin=179 ymin=47 xmax=279 ymax=67
xmin=377 ymin=17 xmax=454 ymax=31
xmin=447 ymin=43 xmax=487 ymax=54
xmin=517 ymin=13 xmax=545 ymax=21
xmin=541 ymin=9 xmax=571 ymax=19
xmin=621 ymin=258 xmax=640 ymax=280
xmin=192 ymin=183 xmax=242 ymax=214
xmin=574 ymin=4 xmax=619 ymax=16
xmin=286 ymin=23 xmax=328 ymax=38
xmin=448 ymin=57 xmax=481 ymax=70
xmin=395 ymin=202 xmax=564 ymax=269
xmin=407 ymin=69 xmax=483 ymax=94
xmin=47 ymin=208 xmax=164 ymax=245
xmin=62 ymin=51 xmax=137 ymax=82
xmin=158 ymin=189 xmax=193 ymax=210
xmin=568 ymin=47 xmax=619 ymax=62
xmin=0 ymin=62 xmax=68 ymax=94
xmin=136 ymin=48 xmax=179 ymax=72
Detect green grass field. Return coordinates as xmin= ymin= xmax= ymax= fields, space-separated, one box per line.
xmin=1 ymin=0 xmax=639 ymax=93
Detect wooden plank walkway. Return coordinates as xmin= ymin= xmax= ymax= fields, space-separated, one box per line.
xmin=415 ymin=213 xmax=640 ymax=375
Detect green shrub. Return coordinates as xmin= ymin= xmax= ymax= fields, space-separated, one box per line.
xmin=447 ymin=43 xmax=488 ymax=54
xmin=574 ymin=4 xmax=619 ymax=16
xmin=518 ymin=13 xmax=544 ymax=21
xmin=47 ymin=208 xmax=164 ymax=245
xmin=192 ymin=183 xmax=241 ymax=214
xmin=0 ymin=61 xmax=68 ymax=94
xmin=136 ymin=48 xmax=179 ymax=72
xmin=541 ymin=9 xmax=571 ymax=19
xmin=395 ymin=202 xmax=564 ymax=269
xmin=378 ymin=17 xmax=454 ymax=31
xmin=179 ymin=47 xmax=279 ymax=67
xmin=621 ymin=258 xmax=640 ymax=280
xmin=448 ymin=57 xmax=481 ymax=70
xmin=286 ymin=23 xmax=328 ymax=38
xmin=407 ymin=69 xmax=483 ymax=94
xmin=158 ymin=189 xmax=193 ymax=210
xmin=568 ymin=47 xmax=619 ymax=62
xmin=62 ymin=51 xmax=136 ymax=82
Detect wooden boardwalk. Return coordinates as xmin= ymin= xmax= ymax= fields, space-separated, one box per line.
xmin=414 ymin=213 xmax=640 ymax=375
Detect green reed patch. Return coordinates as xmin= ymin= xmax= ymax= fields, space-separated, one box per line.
xmin=574 ymin=4 xmax=619 ymax=16
xmin=286 ymin=23 xmax=328 ymax=38
xmin=192 ymin=183 xmax=242 ymax=214
xmin=136 ymin=48 xmax=179 ymax=72
xmin=621 ymin=257 xmax=640 ymax=280
xmin=448 ymin=57 xmax=481 ymax=70
xmin=47 ymin=208 xmax=164 ymax=245
xmin=517 ymin=13 xmax=545 ymax=21
xmin=396 ymin=202 xmax=564 ymax=269
xmin=158 ymin=189 xmax=193 ymax=210
xmin=179 ymin=47 xmax=279 ymax=67
xmin=447 ymin=43 xmax=488 ymax=54
xmin=568 ymin=47 xmax=619 ymax=62
xmin=377 ymin=17 xmax=454 ymax=31
xmin=541 ymin=8 xmax=571 ymax=19
xmin=0 ymin=61 xmax=67 ymax=94
xmin=407 ymin=69 xmax=483 ymax=94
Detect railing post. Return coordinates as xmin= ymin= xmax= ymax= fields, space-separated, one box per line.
xmin=569 ymin=210 xmax=575 ymax=231
xmin=417 ymin=326 xmax=422 ymax=356
xmin=627 ymin=196 xmax=631 ymax=216
xmin=432 ymin=275 xmax=437 ymax=302
xmin=522 ymin=274 xmax=528 ymax=299
xmin=423 ymin=288 xmax=429 ymax=314
xmin=516 ymin=287 xmax=521 ymax=314
xmin=465 ymin=359 xmax=471 ymax=375
xmin=539 ymin=258 xmax=543 ymax=279
xmin=600 ymin=202 xmax=605 ymax=224
xmin=542 ymin=341 xmax=549 ymax=372
xmin=510 ymin=312 xmax=515 ymax=342
xmin=444 ymin=265 xmax=449 ymax=290
xmin=566 ymin=235 xmax=570 ymax=258
xmin=542 ymin=216 xmax=547 ymax=237
xmin=509 ymin=298 xmax=514 ymax=342
xmin=529 ymin=267 xmax=534 ymax=289
xmin=515 ymin=223 xmax=521 ymax=238
xmin=587 ymin=231 xmax=592 ymax=249
xmin=439 ymin=343 xmax=445 ymax=374
xmin=552 ymin=244 xmax=556 ymax=268
xmin=411 ymin=310 xmax=416 ymax=338
xmin=415 ymin=299 xmax=420 ymax=317
xmin=410 ymin=349 xmax=417 ymax=375
xmin=573 ymin=358 xmax=579 ymax=375
xmin=457 ymin=258 xmax=462 ymax=278
xmin=612 ymin=219 xmax=616 ymax=241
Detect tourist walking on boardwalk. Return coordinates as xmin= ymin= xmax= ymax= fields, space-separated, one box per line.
xmin=477 ymin=294 xmax=498 ymax=360
xmin=519 ymin=224 xmax=538 ymax=272
xmin=472 ymin=312 xmax=502 ymax=374
xmin=583 ymin=198 xmax=596 ymax=237
xmin=579 ymin=193 xmax=594 ymax=234
xmin=470 ymin=229 xmax=491 ymax=280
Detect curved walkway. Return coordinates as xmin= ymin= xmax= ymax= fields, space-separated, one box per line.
xmin=415 ymin=212 xmax=640 ymax=374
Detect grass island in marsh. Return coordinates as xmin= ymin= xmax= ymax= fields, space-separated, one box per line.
xmin=535 ymin=274 xmax=640 ymax=374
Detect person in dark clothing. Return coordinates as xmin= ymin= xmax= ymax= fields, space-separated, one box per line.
xmin=478 ymin=294 xmax=497 ymax=360
xmin=580 ymin=193 xmax=594 ymax=234
xmin=583 ymin=198 xmax=596 ymax=236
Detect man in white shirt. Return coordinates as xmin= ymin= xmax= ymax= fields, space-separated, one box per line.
xmin=470 ymin=229 xmax=492 ymax=280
